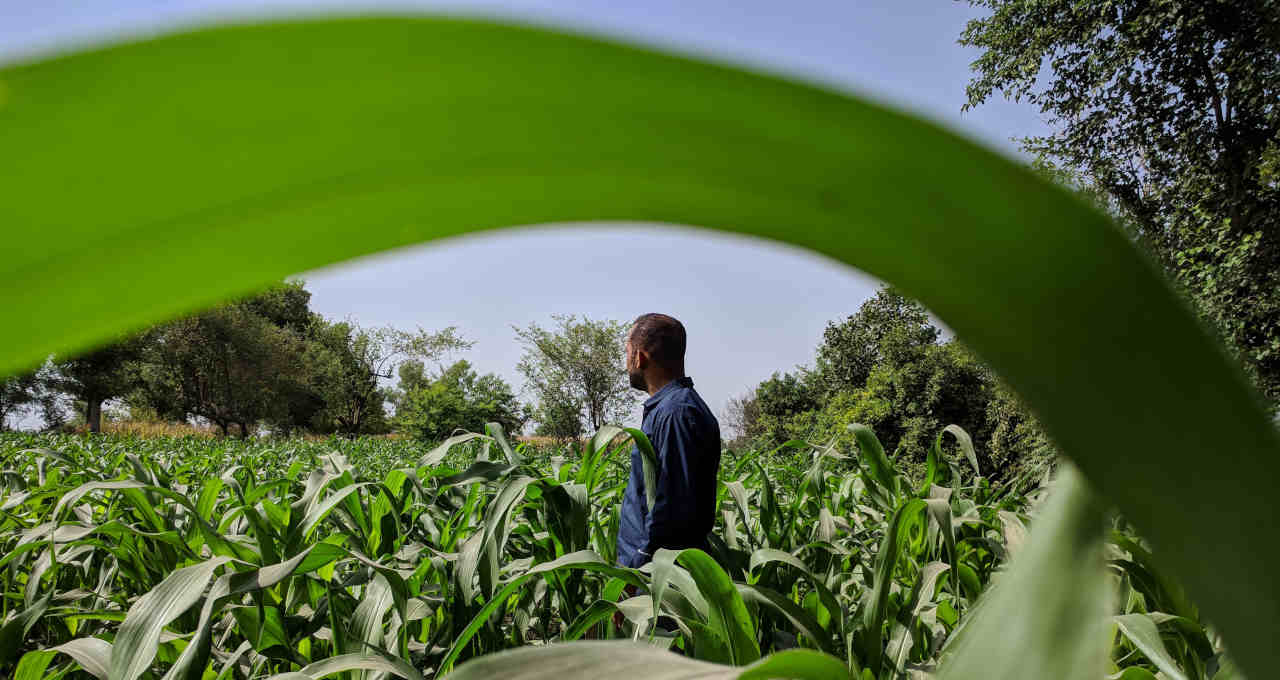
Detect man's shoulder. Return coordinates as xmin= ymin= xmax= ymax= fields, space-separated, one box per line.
xmin=654 ymin=388 xmax=718 ymax=426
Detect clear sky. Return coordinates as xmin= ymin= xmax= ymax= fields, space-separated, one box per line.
xmin=2 ymin=1 xmax=1050 ymax=425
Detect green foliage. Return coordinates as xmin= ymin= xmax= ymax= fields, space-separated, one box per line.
xmin=0 ymin=424 xmax=1232 ymax=680
xmin=514 ymin=315 xmax=637 ymax=436
xmin=304 ymin=319 xmax=388 ymax=435
xmin=50 ymin=332 xmax=152 ymax=433
xmin=859 ymin=341 xmax=990 ymax=467
xmin=1 ymin=14 xmax=1278 ymax=679
xmin=138 ymin=295 xmax=312 ymax=437
xmin=306 ymin=321 xmax=471 ymax=436
xmin=962 ymin=0 xmax=1280 ymax=410
xmin=747 ymin=289 xmax=1020 ymax=479
xmin=982 ymin=381 xmax=1055 ymax=481
xmin=35 ymin=284 xmax=472 ymax=438
xmin=813 ymin=287 xmax=940 ymax=398
xmin=238 ymin=280 xmax=317 ymax=334
xmin=756 ymin=371 xmax=822 ymax=420
xmin=395 ymin=360 xmax=525 ymax=442
xmin=530 ymin=384 xmax=587 ymax=443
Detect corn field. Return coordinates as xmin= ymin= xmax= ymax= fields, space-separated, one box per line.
xmin=0 ymin=423 xmax=1233 ymax=679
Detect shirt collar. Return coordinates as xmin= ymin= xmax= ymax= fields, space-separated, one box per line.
xmin=644 ymin=376 xmax=693 ymax=409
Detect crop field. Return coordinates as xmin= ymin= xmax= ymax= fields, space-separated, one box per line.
xmin=0 ymin=425 xmax=1229 ymax=679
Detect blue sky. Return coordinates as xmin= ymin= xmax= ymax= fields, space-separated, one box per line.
xmin=2 ymin=1 xmax=1050 ymax=425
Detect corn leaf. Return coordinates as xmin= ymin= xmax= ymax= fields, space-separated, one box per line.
xmin=14 ymin=650 xmax=55 ymax=680
xmin=111 ymin=557 xmax=233 ymax=680
xmin=49 ymin=638 xmax=112 ymax=680
xmin=449 ymin=641 xmax=847 ymax=680
xmin=1113 ymin=614 xmax=1190 ymax=680
xmin=675 ymin=549 xmax=760 ymax=666
xmin=937 ymin=467 xmax=1111 ymax=680
xmin=274 ymin=652 xmax=422 ymax=680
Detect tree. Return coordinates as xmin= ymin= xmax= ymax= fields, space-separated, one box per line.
xmin=514 ymin=315 xmax=637 ymax=435
xmin=240 ymin=280 xmax=317 ymax=334
xmin=392 ymin=360 xmax=431 ymax=403
xmin=756 ymin=371 xmax=821 ymax=420
xmin=961 ymin=0 xmax=1280 ymax=409
xmin=983 ymin=379 xmax=1056 ymax=480
xmin=723 ymin=390 xmax=763 ymax=445
xmin=813 ymin=288 xmax=939 ymax=397
xmin=395 ymin=360 xmax=524 ymax=442
xmin=309 ymin=321 xmax=471 ymax=436
xmin=530 ymin=379 xmax=586 ymax=443
xmin=140 ymin=304 xmax=306 ymax=437
xmin=746 ymin=286 xmax=1034 ymax=476
xmin=858 ymin=340 xmax=991 ymax=465
xmin=53 ymin=333 xmax=151 ymax=433
xmin=135 ymin=279 xmax=470 ymax=437
xmin=0 ymin=372 xmax=40 ymax=431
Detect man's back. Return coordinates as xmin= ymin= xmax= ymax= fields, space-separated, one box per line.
xmin=616 ymin=376 xmax=721 ymax=568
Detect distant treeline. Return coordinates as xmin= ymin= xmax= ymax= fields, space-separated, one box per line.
xmin=1 ymin=279 xmax=1059 ymax=478
xmin=0 ymin=283 xmax=638 ymax=442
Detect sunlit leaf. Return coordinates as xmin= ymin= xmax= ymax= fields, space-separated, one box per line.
xmin=937 ymin=467 xmax=1110 ymax=680
xmin=449 ymin=641 xmax=846 ymax=680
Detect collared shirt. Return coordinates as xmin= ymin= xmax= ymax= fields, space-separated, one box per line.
xmin=616 ymin=376 xmax=721 ymax=568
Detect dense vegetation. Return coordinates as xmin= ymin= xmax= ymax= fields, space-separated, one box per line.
xmin=727 ymin=288 xmax=1051 ymax=481
xmin=962 ymin=0 xmax=1280 ymax=411
xmin=0 ymin=426 xmax=1228 ymax=679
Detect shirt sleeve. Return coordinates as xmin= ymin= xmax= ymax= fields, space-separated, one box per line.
xmin=641 ymin=407 xmax=701 ymax=557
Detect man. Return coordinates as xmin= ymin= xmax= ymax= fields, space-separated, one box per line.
xmin=616 ymin=313 xmax=722 ymax=568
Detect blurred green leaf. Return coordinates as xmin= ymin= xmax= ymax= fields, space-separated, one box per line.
xmin=937 ymin=467 xmax=1111 ymax=680
xmin=449 ymin=641 xmax=847 ymax=679
xmin=1113 ymin=614 xmax=1190 ymax=680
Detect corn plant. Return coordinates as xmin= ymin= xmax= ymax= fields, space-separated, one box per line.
xmin=0 ymin=422 xmax=1238 ymax=680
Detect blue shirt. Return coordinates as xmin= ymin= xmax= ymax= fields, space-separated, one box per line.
xmin=616 ymin=376 xmax=722 ymax=568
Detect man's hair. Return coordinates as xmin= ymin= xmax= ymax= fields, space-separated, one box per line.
xmin=630 ymin=313 xmax=686 ymax=367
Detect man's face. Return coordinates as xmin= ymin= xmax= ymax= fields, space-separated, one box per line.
xmin=625 ymin=336 xmax=647 ymax=391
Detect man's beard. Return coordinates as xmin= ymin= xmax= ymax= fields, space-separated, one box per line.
xmin=629 ymin=368 xmax=647 ymax=391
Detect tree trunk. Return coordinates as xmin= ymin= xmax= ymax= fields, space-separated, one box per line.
xmin=86 ymin=399 xmax=103 ymax=433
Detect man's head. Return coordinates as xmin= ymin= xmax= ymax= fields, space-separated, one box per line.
xmin=626 ymin=313 xmax=687 ymax=393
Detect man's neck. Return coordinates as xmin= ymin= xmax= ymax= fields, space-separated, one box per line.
xmin=646 ymin=372 xmax=686 ymax=396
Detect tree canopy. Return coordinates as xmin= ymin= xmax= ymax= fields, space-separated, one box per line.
xmin=514 ymin=314 xmax=637 ymax=440
xmin=394 ymin=360 xmax=525 ymax=442
xmin=736 ymin=287 xmax=1048 ymax=479
xmin=139 ymin=296 xmax=312 ymax=437
xmin=962 ymin=0 xmax=1280 ymax=409
xmin=23 ymin=282 xmax=483 ymax=440
xmin=308 ymin=320 xmax=472 ymax=436
xmin=53 ymin=333 xmax=151 ymax=433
